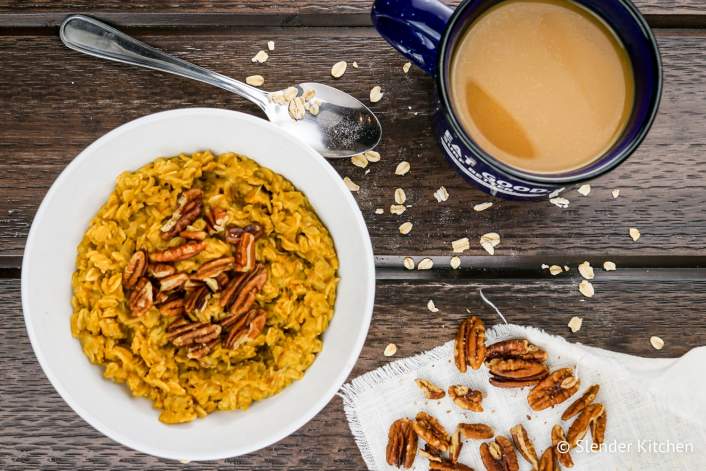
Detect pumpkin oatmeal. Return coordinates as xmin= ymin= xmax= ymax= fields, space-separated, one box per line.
xmin=70 ymin=150 xmax=339 ymax=424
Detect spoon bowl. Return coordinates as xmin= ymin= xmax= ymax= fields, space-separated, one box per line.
xmin=59 ymin=15 xmax=381 ymax=158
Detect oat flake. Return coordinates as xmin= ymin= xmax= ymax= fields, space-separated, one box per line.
xmin=474 ymin=202 xmax=493 ymax=212
xmin=370 ymin=86 xmax=383 ymax=103
xmin=578 ymin=280 xmax=594 ymax=298
xmin=343 ymin=177 xmax=359 ymax=192
xmin=251 ymin=50 xmax=269 ymax=63
xmin=245 ymin=75 xmax=264 ymax=86
xmin=331 ymin=61 xmax=347 ymax=78
xmin=267 ymin=41 xmax=275 ymax=51
xmin=612 ymin=189 xmax=620 ymax=199
xmin=384 ymin=343 xmax=398 ymax=356
xmin=395 ymin=161 xmax=411 ymax=175
xmin=390 ymin=204 xmax=406 ymax=215
xmin=450 ymin=256 xmax=461 ymax=269
xmin=451 ymin=237 xmax=470 ymax=253
xmin=603 ymin=261 xmax=617 ymax=271
xmin=568 ymin=316 xmax=583 ymax=333
xmin=365 ymin=150 xmax=381 ymax=162
xmin=427 ymin=300 xmax=439 ymax=313
xmin=549 ymin=265 xmax=563 ymax=276
xmin=650 ymin=336 xmax=664 ymax=350
xmin=434 ymin=186 xmax=449 ymax=202
xmin=399 ymin=221 xmax=413 ymax=235
xmin=351 ymin=154 xmax=368 ymax=168
xmin=629 ymin=227 xmax=641 ymax=241
xmin=578 ymin=261 xmax=594 ymax=280
xmin=577 ymin=184 xmax=591 ymax=196
xmin=394 ymin=188 xmax=407 ymax=204
xmin=417 ymin=258 xmax=434 ymax=270
xmin=480 ymin=232 xmax=500 ymax=255
xmin=403 ymin=257 xmax=415 ymax=270
xmin=352 ymin=61 xmax=359 ymax=68
xmin=550 ymin=197 xmax=570 ymax=208
xmin=374 ymin=208 xmax=384 ymax=215
xmin=403 ymin=62 xmax=411 ymax=74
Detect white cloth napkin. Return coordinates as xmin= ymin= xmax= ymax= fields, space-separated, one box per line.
xmin=340 ymin=324 xmax=706 ymax=470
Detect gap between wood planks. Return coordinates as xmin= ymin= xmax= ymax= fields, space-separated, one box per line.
xmin=0 ymin=12 xmax=705 ymax=32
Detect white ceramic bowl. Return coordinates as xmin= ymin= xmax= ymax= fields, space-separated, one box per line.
xmin=21 ymin=108 xmax=375 ymax=461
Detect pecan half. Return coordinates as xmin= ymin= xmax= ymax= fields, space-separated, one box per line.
xmin=480 ymin=436 xmax=519 ymax=471
xmin=567 ymin=403 xmax=604 ymax=448
xmin=590 ymin=409 xmax=607 ymax=450
xmin=158 ymin=297 xmax=185 ymax=317
xmin=510 ymin=424 xmax=539 ymax=470
xmin=179 ymin=230 xmax=207 ymax=241
xmin=192 ymin=256 xmax=234 ymax=280
xmin=386 ymin=418 xmax=417 ymax=469
xmin=449 ymin=428 xmax=463 ymax=464
xmin=418 ymin=446 xmax=443 ymax=463
xmin=228 ymin=264 xmax=267 ymax=316
xmin=561 ymin=384 xmax=600 ymax=421
xmin=413 ymin=411 xmax=450 ymax=452
xmin=205 ymin=206 xmax=228 ymax=233
xmin=486 ymin=339 xmax=548 ymax=362
xmin=551 ymin=425 xmax=574 ymax=468
xmin=527 ymin=368 xmax=580 ymax=411
xmin=184 ymin=285 xmax=210 ymax=315
xmin=489 ymin=376 xmax=545 ymax=389
xmin=160 ymin=189 xmax=203 ymax=240
xmin=123 ymin=250 xmax=147 ymax=290
xmin=223 ymin=309 xmax=267 ymax=349
xmin=148 ymin=263 xmax=176 ymax=279
xmin=429 ymin=461 xmax=474 ymax=471
xmin=166 ymin=320 xmax=221 ymax=347
xmin=487 ymin=358 xmax=548 ymax=380
xmin=538 ymin=447 xmax=557 ymax=471
xmin=128 ymin=277 xmax=153 ymax=315
xmin=149 ymin=240 xmax=207 ymax=262
xmin=234 ymin=231 xmax=256 ymax=272
xmin=459 ymin=423 xmax=494 ymax=440
xmin=454 ymin=315 xmax=486 ymax=373
xmin=186 ymin=338 xmax=219 ymax=359
xmin=159 ymin=273 xmax=189 ymax=292
xmin=448 ymin=385 xmax=484 ymax=412
xmin=416 ymin=379 xmax=446 ymax=400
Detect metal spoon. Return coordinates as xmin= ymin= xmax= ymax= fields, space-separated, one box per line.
xmin=59 ymin=15 xmax=381 ymax=158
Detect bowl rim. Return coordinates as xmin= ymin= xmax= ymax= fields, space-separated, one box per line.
xmin=20 ymin=107 xmax=376 ymax=460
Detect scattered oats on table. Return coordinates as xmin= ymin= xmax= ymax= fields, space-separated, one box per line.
xmin=384 ymin=343 xmax=398 ymax=357
xmin=403 ymin=62 xmax=411 ymax=74
xmin=549 ymin=265 xmax=563 ymax=276
xmin=427 ymin=300 xmax=439 ymax=313
xmin=245 ymin=75 xmax=264 ymax=87
xmin=650 ymin=336 xmax=665 ymax=350
xmin=417 ymin=258 xmax=434 ymax=270
xmin=374 ymin=208 xmax=384 ymax=215
xmin=395 ymin=161 xmax=411 ymax=175
xmin=370 ymin=85 xmax=384 ymax=103
xmin=603 ymin=261 xmax=617 ymax=271
xmin=577 ymin=184 xmax=591 ymax=196
xmin=550 ymin=197 xmax=570 ymax=208
xmin=365 ymin=150 xmax=381 ymax=162
xmin=612 ymin=189 xmax=621 ymax=199
xmin=578 ymin=261 xmax=595 ymax=280
xmin=450 ymin=256 xmax=461 ymax=269
xmin=433 ymin=186 xmax=449 ymax=202
xmin=452 ymin=237 xmax=470 ymax=253
xmin=331 ymin=61 xmax=347 ymax=78
xmin=395 ymin=188 xmax=407 ymax=204
xmin=629 ymin=227 xmax=641 ymax=241
xmin=343 ymin=176 xmax=359 ymax=192
xmin=568 ymin=316 xmax=583 ymax=333
xmin=352 ymin=61 xmax=359 ymax=68
xmin=579 ymin=279 xmax=595 ymax=298
xmin=399 ymin=221 xmax=413 ymax=235
xmin=473 ymin=202 xmax=493 ymax=212
xmin=267 ymin=41 xmax=275 ymax=51
xmin=480 ymin=232 xmax=500 ymax=255
xmin=403 ymin=257 xmax=415 ymax=270
xmin=251 ymin=50 xmax=268 ymax=63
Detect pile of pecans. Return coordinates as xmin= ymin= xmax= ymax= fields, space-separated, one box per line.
xmin=386 ymin=315 xmax=607 ymax=470
xmin=121 ymin=188 xmax=269 ymax=359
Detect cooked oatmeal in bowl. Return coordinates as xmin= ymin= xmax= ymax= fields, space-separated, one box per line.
xmin=71 ymin=150 xmax=339 ymax=424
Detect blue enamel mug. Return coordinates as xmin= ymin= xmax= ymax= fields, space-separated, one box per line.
xmin=372 ymin=0 xmax=662 ymax=200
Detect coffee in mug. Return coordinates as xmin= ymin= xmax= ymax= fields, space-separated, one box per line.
xmin=449 ymin=0 xmax=635 ymax=174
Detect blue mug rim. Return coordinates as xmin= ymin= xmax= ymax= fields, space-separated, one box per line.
xmin=436 ymin=0 xmax=664 ymax=185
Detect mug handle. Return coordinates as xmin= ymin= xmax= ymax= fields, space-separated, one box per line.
xmin=371 ymin=0 xmax=453 ymax=76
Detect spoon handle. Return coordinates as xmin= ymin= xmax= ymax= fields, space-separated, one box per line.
xmin=59 ymin=15 xmax=269 ymax=111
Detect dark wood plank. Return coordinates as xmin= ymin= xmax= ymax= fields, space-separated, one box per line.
xmin=1 ymin=275 xmax=702 ymax=468
xmin=0 ymin=29 xmax=705 ymax=266
xmin=0 ymin=0 xmax=703 ymax=28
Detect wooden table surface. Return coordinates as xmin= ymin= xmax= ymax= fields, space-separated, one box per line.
xmin=1 ymin=1 xmax=705 ymax=469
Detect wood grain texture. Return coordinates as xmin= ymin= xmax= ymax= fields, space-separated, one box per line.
xmin=1 ymin=276 xmax=703 ymax=469
xmin=0 ymin=29 xmax=705 ymax=265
